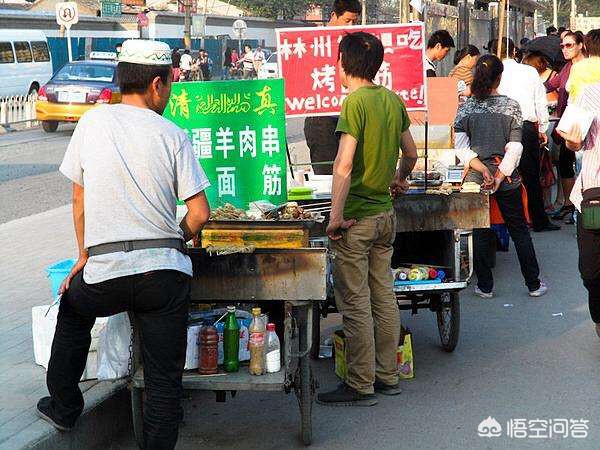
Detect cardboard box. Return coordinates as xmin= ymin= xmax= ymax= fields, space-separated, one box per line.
xmin=333 ymin=329 xmax=414 ymax=381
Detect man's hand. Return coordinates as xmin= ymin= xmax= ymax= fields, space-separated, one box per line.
xmin=326 ymin=217 xmax=356 ymax=241
xmin=482 ymin=169 xmax=494 ymax=190
xmin=390 ymin=177 xmax=410 ymax=197
xmin=539 ymin=132 xmax=548 ymax=146
xmin=59 ymin=252 xmax=88 ymax=295
xmin=557 ymin=123 xmax=583 ymax=151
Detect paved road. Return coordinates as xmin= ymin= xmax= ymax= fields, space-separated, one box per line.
xmin=0 ymin=119 xmax=305 ymax=224
xmin=0 ymin=125 xmax=75 ymax=224
xmin=108 ymin=226 xmax=599 ymax=450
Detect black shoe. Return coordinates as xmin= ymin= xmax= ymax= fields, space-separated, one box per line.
xmin=551 ymin=205 xmax=575 ymax=220
xmin=374 ymin=379 xmax=402 ymax=396
xmin=533 ymin=223 xmax=561 ymax=232
xmin=316 ymin=383 xmax=378 ymax=407
xmin=564 ymin=213 xmax=575 ymax=225
xmin=36 ymin=397 xmax=73 ymax=432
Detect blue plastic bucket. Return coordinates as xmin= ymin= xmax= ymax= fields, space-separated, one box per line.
xmin=46 ymin=259 xmax=76 ymax=298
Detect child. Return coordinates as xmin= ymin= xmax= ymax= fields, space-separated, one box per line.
xmin=318 ymin=32 xmax=418 ymax=406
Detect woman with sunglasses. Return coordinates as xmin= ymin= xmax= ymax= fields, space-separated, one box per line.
xmin=545 ymin=32 xmax=586 ymax=224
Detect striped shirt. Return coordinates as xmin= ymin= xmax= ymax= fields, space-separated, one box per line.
xmin=570 ymin=82 xmax=600 ymax=212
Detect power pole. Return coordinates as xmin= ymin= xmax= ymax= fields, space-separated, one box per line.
xmin=570 ymin=0 xmax=577 ymax=28
xmin=553 ymin=0 xmax=558 ymax=27
xmin=184 ymin=1 xmax=192 ymax=49
xmin=362 ymin=0 xmax=366 ymax=25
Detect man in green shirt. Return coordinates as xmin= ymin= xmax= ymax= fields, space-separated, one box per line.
xmin=317 ymin=32 xmax=417 ymax=407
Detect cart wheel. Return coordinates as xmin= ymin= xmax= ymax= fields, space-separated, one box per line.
xmin=295 ymin=306 xmax=314 ymax=445
xmin=310 ymin=302 xmax=321 ymax=360
xmin=299 ymin=355 xmax=313 ymax=445
xmin=131 ymin=387 xmax=144 ymax=449
xmin=436 ymin=292 xmax=460 ymax=352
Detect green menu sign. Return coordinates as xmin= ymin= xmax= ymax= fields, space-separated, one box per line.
xmin=164 ymin=79 xmax=288 ymax=209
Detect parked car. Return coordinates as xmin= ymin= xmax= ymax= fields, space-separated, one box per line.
xmin=257 ymin=52 xmax=279 ymax=79
xmin=0 ymin=30 xmax=53 ymax=98
xmin=36 ymin=59 xmax=120 ymax=133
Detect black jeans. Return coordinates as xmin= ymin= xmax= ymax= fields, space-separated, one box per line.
xmin=474 ymin=187 xmax=541 ymax=293
xmin=519 ymin=121 xmax=551 ymax=230
xmin=577 ymin=213 xmax=600 ymax=323
xmin=46 ymin=270 xmax=190 ymax=450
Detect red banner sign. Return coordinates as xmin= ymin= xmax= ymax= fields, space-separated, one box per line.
xmin=276 ymin=23 xmax=427 ymax=117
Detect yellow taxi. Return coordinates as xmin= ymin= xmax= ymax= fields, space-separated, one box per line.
xmin=36 ymin=54 xmax=120 ymax=132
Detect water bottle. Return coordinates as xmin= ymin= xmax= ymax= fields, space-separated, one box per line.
xmin=265 ymin=323 xmax=281 ymax=373
xmin=223 ymin=306 xmax=240 ymax=373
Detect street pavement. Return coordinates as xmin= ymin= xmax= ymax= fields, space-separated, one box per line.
xmin=1 ymin=122 xmax=599 ymax=449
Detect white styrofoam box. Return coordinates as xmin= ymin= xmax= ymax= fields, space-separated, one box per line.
xmin=32 ymin=305 xmax=107 ymax=380
xmin=304 ymin=174 xmax=332 ymax=195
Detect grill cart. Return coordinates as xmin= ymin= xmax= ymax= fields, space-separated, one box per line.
xmin=129 ymin=247 xmax=326 ymax=447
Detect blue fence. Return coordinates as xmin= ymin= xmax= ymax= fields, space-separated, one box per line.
xmin=47 ymin=37 xmax=263 ymax=79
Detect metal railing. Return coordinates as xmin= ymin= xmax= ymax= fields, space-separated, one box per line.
xmin=0 ymin=94 xmax=38 ymax=128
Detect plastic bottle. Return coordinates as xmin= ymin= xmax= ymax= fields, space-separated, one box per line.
xmin=395 ymin=268 xmax=409 ymax=281
xmin=248 ymin=307 xmax=266 ymax=375
xmin=223 ymin=306 xmax=240 ymax=373
xmin=408 ymin=268 xmax=422 ymax=281
xmin=265 ymin=323 xmax=281 ymax=373
xmin=198 ymin=325 xmax=218 ymax=375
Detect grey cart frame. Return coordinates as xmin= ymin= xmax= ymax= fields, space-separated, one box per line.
xmin=129 ymin=248 xmax=327 ymax=447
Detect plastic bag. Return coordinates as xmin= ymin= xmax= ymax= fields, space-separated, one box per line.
xmin=96 ymin=312 xmax=131 ymax=380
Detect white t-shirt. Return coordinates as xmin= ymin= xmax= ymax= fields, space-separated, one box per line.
xmin=60 ymin=103 xmax=210 ymax=284
xmin=180 ymin=53 xmax=193 ymax=71
xmin=254 ymin=50 xmax=265 ymax=63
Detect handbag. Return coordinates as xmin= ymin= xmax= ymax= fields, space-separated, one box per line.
xmin=581 ymin=187 xmax=600 ymax=230
xmin=539 ymin=146 xmax=556 ymax=189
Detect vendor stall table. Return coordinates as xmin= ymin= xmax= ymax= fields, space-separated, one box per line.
xmin=129 ymin=248 xmax=327 ymax=447
xmin=308 ymin=192 xmax=489 ymax=355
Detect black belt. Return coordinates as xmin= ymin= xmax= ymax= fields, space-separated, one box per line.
xmin=87 ymin=238 xmax=187 ymax=257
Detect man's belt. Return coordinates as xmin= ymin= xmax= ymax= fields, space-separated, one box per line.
xmin=87 ymin=239 xmax=187 ymax=257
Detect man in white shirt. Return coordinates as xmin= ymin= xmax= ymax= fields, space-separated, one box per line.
xmin=494 ymin=38 xmax=559 ymax=232
xmin=179 ymin=48 xmax=193 ymax=81
xmin=36 ymin=40 xmax=210 ymax=449
xmin=253 ymin=46 xmax=266 ymax=73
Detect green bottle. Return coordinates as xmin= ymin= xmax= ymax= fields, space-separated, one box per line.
xmin=223 ymin=306 xmax=240 ymax=373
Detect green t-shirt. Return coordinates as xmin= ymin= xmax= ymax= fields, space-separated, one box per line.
xmin=336 ymin=85 xmax=411 ymax=220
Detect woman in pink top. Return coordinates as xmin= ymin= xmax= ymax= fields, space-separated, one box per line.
xmin=545 ymin=32 xmax=586 ymax=223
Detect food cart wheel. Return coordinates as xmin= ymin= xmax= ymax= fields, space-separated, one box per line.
xmin=294 ymin=306 xmax=314 ymax=445
xmin=131 ymin=386 xmax=144 ymax=449
xmin=436 ymin=292 xmax=460 ymax=352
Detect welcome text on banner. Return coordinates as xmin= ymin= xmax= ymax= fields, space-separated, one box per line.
xmin=276 ymin=23 xmax=427 ymax=117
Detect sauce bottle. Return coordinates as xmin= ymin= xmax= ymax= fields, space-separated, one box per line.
xmin=198 ymin=325 xmax=218 ymax=375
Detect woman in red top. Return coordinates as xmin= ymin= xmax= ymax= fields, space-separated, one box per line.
xmin=545 ymin=32 xmax=585 ymax=223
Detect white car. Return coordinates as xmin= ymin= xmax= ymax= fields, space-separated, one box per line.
xmin=257 ymin=52 xmax=279 ymax=79
xmin=0 ymin=30 xmax=52 ymax=97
